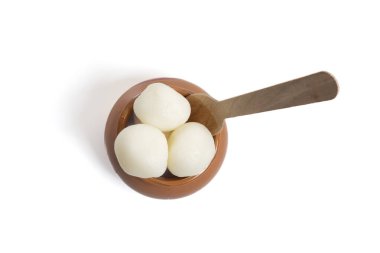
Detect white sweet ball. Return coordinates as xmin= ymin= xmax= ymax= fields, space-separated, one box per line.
xmin=168 ymin=122 xmax=216 ymax=177
xmin=133 ymin=83 xmax=191 ymax=132
xmin=114 ymin=124 xmax=168 ymax=178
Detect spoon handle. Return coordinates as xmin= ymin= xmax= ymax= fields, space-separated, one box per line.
xmin=220 ymin=71 xmax=338 ymax=118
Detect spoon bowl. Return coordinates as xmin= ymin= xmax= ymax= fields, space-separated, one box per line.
xmin=105 ymin=78 xmax=228 ymax=199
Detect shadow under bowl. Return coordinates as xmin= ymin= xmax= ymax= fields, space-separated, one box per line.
xmin=104 ymin=78 xmax=228 ymax=199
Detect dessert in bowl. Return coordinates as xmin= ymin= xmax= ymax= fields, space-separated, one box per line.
xmin=105 ymin=78 xmax=228 ymax=199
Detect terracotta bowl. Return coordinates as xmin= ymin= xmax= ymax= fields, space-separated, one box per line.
xmin=104 ymin=78 xmax=228 ymax=199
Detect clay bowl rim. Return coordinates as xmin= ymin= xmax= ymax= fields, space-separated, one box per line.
xmin=104 ymin=78 xmax=228 ymax=199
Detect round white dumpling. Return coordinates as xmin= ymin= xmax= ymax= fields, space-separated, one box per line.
xmin=168 ymin=122 xmax=216 ymax=177
xmin=114 ymin=124 xmax=168 ymax=178
xmin=133 ymin=83 xmax=191 ymax=132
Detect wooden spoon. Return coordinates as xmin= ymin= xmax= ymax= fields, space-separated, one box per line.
xmin=187 ymin=71 xmax=339 ymax=135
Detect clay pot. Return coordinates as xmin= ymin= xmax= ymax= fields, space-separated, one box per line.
xmin=105 ymin=78 xmax=228 ymax=199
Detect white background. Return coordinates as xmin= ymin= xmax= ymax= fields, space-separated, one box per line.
xmin=1 ymin=1 xmax=379 ymax=252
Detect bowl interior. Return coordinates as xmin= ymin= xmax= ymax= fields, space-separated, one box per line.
xmin=105 ymin=78 xmax=228 ymax=198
